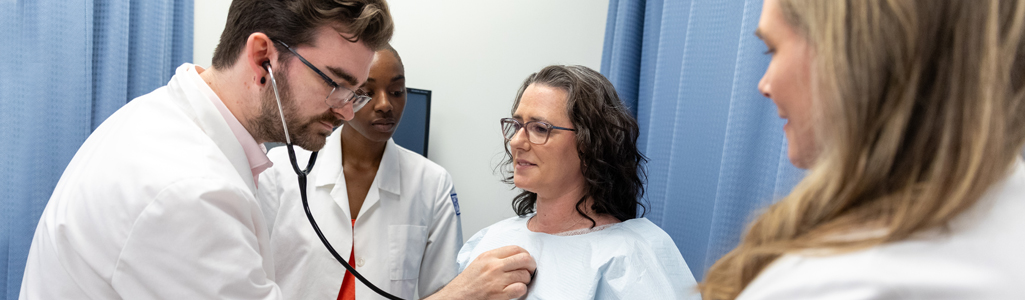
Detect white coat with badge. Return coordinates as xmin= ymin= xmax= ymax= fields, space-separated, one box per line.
xmin=258 ymin=130 xmax=462 ymax=300
xmin=20 ymin=64 xmax=282 ymax=299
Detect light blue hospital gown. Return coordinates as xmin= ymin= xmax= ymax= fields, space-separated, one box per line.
xmin=457 ymin=215 xmax=701 ymax=300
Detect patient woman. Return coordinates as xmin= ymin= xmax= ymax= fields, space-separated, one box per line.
xmin=701 ymin=0 xmax=1025 ymax=299
xmin=457 ymin=65 xmax=701 ymax=299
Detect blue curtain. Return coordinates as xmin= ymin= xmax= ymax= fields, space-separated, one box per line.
xmin=602 ymin=0 xmax=805 ymax=280
xmin=0 ymin=1 xmax=192 ymax=298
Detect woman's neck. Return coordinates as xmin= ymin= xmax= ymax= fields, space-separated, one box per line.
xmin=529 ymin=187 xmax=620 ymax=234
xmin=339 ymin=125 xmax=387 ymax=166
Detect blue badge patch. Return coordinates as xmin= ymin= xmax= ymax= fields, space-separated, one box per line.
xmin=450 ymin=193 xmax=461 ymax=216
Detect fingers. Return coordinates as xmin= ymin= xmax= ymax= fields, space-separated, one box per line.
xmin=455 ymin=245 xmax=537 ymax=299
xmin=500 ymin=251 xmax=536 ymax=273
xmin=477 ymin=245 xmax=536 ymax=274
xmin=484 ymin=245 xmax=530 ymax=259
xmin=502 ymin=282 xmax=528 ymax=299
xmin=506 ymin=269 xmax=532 ymax=285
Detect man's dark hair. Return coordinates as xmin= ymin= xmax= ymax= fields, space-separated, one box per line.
xmin=502 ymin=65 xmax=648 ymax=226
xmin=210 ymin=0 xmax=393 ymax=69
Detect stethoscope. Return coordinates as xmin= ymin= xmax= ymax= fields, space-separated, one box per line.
xmin=266 ymin=62 xmax=405 ymax=300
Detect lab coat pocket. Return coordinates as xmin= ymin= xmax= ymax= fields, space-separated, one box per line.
xmin=388 ymin=224 xmax=428 ymax=280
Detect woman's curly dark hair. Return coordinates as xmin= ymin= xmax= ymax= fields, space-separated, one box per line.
xmin=501 ymin=65 xmax=647 ymax=226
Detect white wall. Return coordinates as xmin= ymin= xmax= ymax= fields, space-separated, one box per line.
xmin=193 ymin=0 xmax=232 ymax=68
xmin=193 ymin=0 xmax=610 ymax=241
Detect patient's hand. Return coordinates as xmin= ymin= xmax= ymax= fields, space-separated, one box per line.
xmin=425 ymin=245 xmax=536 ymax=300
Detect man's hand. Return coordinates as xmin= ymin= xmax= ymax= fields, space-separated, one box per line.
xmin=425 ymin=245 xmax=536 ymax=300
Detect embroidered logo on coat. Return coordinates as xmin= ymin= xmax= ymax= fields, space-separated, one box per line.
xmin=451 ymin=193 xmax=461 ymax=216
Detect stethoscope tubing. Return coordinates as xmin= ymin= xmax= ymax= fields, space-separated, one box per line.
xmin=268 ymin=62 xmax=404 ymax=300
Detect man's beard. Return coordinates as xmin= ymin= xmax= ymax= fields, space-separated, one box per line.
xmin=249 ymin=69 xmax=341 ymax=151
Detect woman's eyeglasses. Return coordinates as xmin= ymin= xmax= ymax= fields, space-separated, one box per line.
xmin=500 ymin=117 xmax=576 ymax=145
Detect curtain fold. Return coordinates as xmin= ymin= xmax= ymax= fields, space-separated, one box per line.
xmin=0 ymin=1 xmax=192 ymax=298
xmin=601 ymin=0 xmax=804 ymax=280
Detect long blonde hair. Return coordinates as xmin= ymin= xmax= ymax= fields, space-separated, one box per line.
xmin=701 ymin=1 xmax=1025 ymax=299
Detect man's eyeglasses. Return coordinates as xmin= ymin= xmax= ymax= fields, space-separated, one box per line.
xmin=274 ymin=40 xmax=371 ymax=112
xmin=500 ymin=118 xmax=576 ymax=145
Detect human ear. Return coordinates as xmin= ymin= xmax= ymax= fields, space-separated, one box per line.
xmin=244 ymin=33 xmax=277 ymax=85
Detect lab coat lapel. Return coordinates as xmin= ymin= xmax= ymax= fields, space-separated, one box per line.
xmin=378 ymin=139 xmax=401 ymax=196
xmin=315 ymin=131 xmax=353 ymax=220
xmin=302 ymin=131 xmax=353 ymax=253
xmin=357 ymin=139 xmax=402 ymax=218
xmin=167 ymin=64 xmax=256 ymax=192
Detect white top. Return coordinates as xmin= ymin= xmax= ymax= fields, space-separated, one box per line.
xmin=20 ymin=64 xmax=283 ymax=299
xmin=738 ymin=158 xmax=1025 ymax=300
xmin=458 ymin=216 xmax=701 ymax=300
xmin=257 ymin=130 xmax=463 ymax=300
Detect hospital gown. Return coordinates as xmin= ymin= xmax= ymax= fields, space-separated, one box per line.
xmin=457 ymin=215 xmax=701 ymax=300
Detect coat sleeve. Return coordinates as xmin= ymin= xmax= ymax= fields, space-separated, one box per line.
xmin=417 ymin=171 xmax=463 ymax=296
xmin=110 ymin=177 xmax=283 ymax=300
xmin=735 ymin=255 xmax=900 ymax=300
xmin=737 ymin=279 xmax=895 ymax=300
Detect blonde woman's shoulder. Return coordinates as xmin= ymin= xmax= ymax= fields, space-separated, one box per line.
xmin=738 ymin=160 xmax=1025 ymax=300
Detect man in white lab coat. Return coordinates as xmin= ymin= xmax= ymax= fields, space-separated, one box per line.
xmin=259 ymin=45 xmax=462 ymax=300
xmin=19 ymin=0 xmax=534 ymax=299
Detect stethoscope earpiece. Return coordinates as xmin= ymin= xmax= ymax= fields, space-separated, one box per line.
xmin=261 ymin=61 xmax=271 ymax=85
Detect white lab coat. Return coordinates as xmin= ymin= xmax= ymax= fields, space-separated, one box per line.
xmin=458 ymin=216 xmax=701 ymax=300
xmin=20 ymin=64 xmax=282 ymax=299
xmin=257 ymin=131 xmax=462 ymax=300
xmin=738 ymin=158 xmax=1025 ymax=300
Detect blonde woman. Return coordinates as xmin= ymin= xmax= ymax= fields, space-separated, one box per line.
xmin=701 ymin=0 xmax=1025 ymax=299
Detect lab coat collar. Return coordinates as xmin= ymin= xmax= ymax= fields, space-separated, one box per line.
xmin=313 ymin=128 xmax=403 ymax=195
xmin=186 ymin=64 xmax=272 ymax=188
xmin=314 ymin=130 xmax=344 ymax=188
xmin=377 ymin=139 xmax=402 ymax=195
xmin=168 ymin=63 xmax=257 ymax=193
